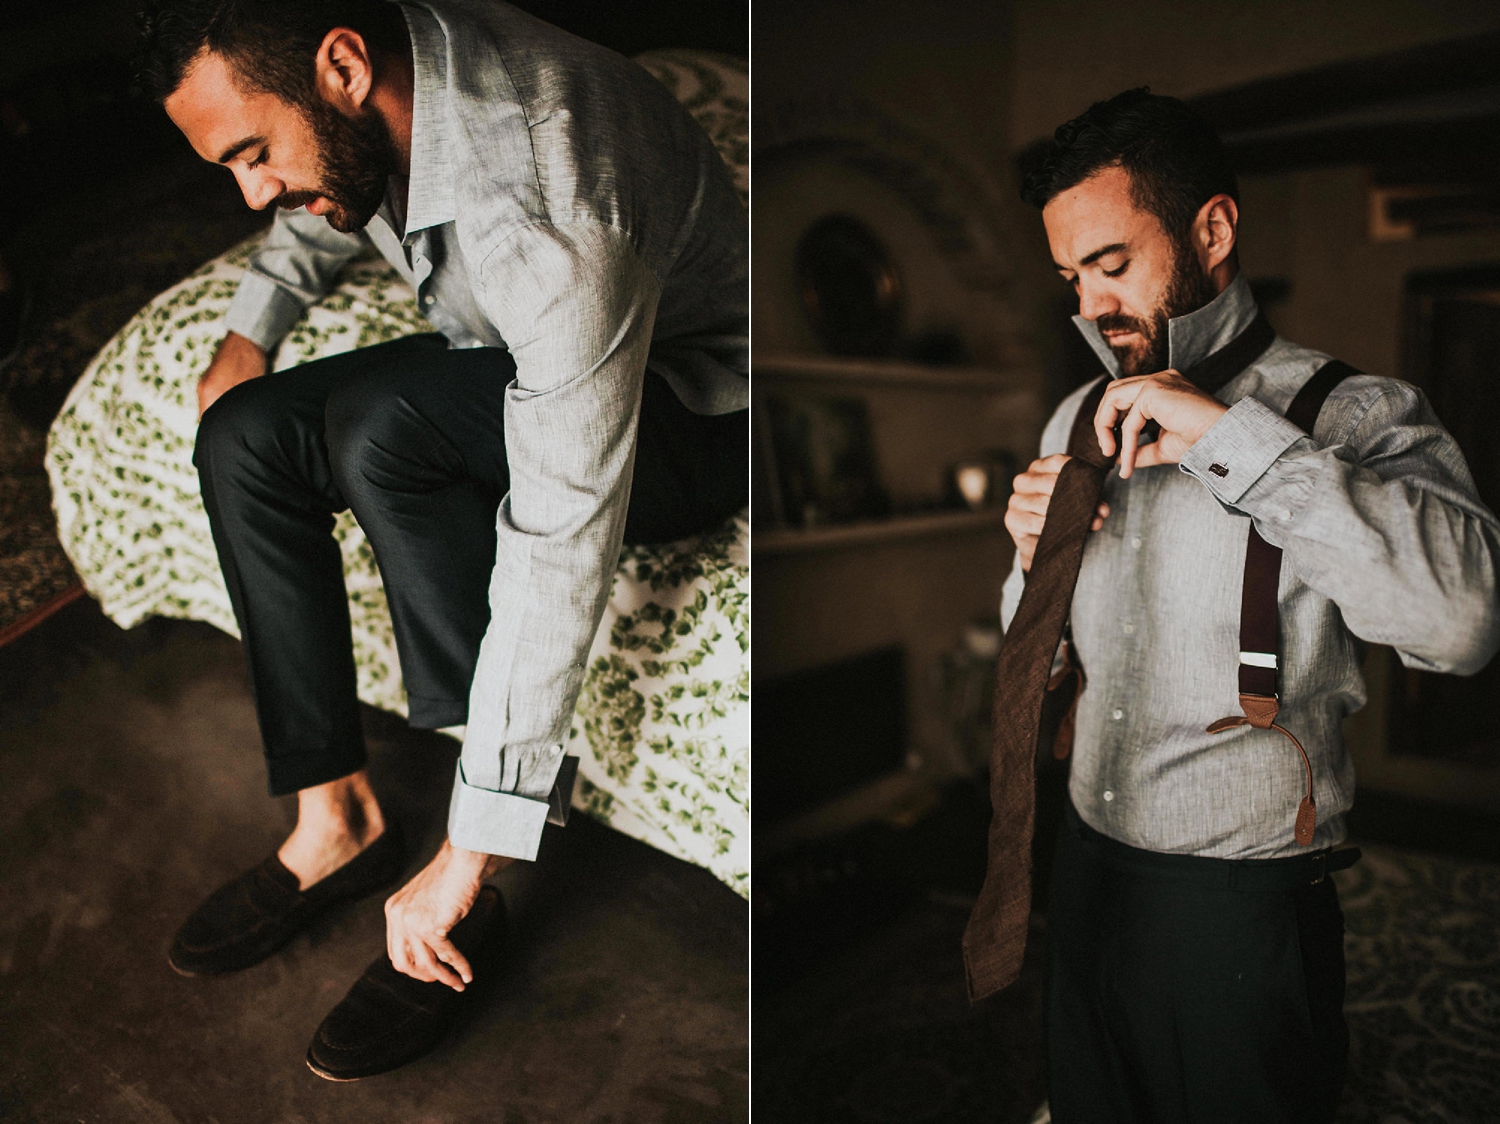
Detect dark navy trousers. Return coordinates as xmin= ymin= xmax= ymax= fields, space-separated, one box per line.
xmin=194 ymin=333 xmax=746 ymax=795
xmin=1046 ymin=800 xmax=1349 ymax=1124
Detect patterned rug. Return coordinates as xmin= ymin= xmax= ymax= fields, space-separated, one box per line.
xmin=1338 ymin=844 xmax=1500 ymax=1124
xmin=0 ymin=399 xmax=80 ymax=643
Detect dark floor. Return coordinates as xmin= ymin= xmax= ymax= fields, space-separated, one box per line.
xmin=754 ymin=768 xmax=1500 ymax=1124
xmin=0 ymin=599 xmax=748 ymax=1123
xmin=752 ymin=777 xmax=1053 ymax=1124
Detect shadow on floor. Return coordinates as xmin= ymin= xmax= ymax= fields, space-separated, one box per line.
xmin=0 ymin=599 xmax=747 ymax=1123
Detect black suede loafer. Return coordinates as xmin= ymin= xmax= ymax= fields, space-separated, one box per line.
xmin=306 ymin=884 xmax=505 ymax=1082
xmin=168 ymin=823 xmax=406 ymax=977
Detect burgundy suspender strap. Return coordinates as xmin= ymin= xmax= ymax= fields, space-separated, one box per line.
xmin=1206 ymin=359 xmax=1358 ymax=846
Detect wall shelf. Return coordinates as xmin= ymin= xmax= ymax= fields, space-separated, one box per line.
xmin=754 ymin=506 xmax=1007 ymax=557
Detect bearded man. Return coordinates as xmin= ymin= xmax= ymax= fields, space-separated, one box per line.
xmin=980 ymin=89 xmax=1499 ymax=1120
xmin=135 ymin=0 xmax=745 ymax=1079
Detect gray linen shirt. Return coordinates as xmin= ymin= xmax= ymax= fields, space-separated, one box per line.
xmin=222 ymin=0 xmax=747 ymax=859
xmin=1001 ymin=274 xmax=1500 ymax=859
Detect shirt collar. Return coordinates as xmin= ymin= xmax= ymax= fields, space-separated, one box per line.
xmin=1072 ymin=272 xmax=1258 ymax=379
xmin=395 ymin=1 xmax=456 ymax=238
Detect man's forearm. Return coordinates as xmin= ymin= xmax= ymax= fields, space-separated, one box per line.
xmin=223 ymin=207 xmax=365 ymax=351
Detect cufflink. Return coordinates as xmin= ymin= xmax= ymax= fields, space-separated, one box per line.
xmin=1209 ymin=463 xmax=1230 ymax=478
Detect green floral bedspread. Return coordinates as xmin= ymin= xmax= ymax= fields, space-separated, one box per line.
xmin=44 ymin=51 xmax=749 ymax=897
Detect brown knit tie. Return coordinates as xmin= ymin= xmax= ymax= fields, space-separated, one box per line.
xmin=963 ymin=313 xmax=1277 ymax=1002
xmin=961 ymin=378 xmax=1111 ymax=1001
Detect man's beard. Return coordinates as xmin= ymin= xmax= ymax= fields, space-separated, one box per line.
xmin=1096 ymin=240 xmax=1219 ymax=376
xmin=275 ymin=98 xmax=399 ymax=234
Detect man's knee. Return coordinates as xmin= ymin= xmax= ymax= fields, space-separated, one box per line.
xmin=325 ymin=378 xmax=433 ymax=503
xmin=193 ymin=376 xmax=297 ymax=483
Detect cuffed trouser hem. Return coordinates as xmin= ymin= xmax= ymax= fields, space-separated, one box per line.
xmin=266 ymin=747 xmax=368 ymax=797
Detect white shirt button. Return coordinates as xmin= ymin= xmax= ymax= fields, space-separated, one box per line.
xmin=1131 ymin=536 xmax=1142 ymax=550
xmin=1112 ymin=708 xmax=1124 ymax=721
xmin=1103 ymin=790 xmax=1115 ymax=802
xmin=1122 ymin=622 xmax=1135 ymax=635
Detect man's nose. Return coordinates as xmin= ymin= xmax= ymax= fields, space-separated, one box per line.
xmin=234 ymin=168 xmax=283 ymax=212
xmin=1077 ymin=280 xmax=1120 ymax=322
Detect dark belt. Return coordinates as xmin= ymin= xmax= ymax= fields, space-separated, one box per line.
xmin=1065 ymin=801 xmax=1361 ymax=891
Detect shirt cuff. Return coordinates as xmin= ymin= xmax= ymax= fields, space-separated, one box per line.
xmin=445 ymin=755 xmax=579 ymax=860
xmin=223 ymin=271 xmax=308 ymax=352
xmin=1179 ymin=396 xmax=1306 ymax=506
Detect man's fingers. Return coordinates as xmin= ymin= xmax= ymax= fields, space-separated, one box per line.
xmin=1007 ymin=497 xmax=1106 ymax=539
xmin=390 ymin=934 xmax=415 ymax=977
xmin=1094 ymin=402 xmax=1119 ymax=458
xmin=1013 ymin=470 xmax=1060 ymax=498
xmin=1095 ymin=378 xmax=1161 ymax=459
xmin=411 ymin=938 xmax=465 ymax=991
xmin=1013 ymin=454 xmax=1071 ymax=493
xmin=433 ymin=936 xmax=474 ymax=986
xmin=1118 ymin=397 xmax=1153 ymax=479
xmin=1132 ymin=440 xmax=1169 ymax=470
xmin=1094 ymin=387 xmax=1134 ymax=458
xmin=1008 ymin=491 xmax=1053 ymax=517
xmin=1005 ymin=508 xmax=1045 ymax=541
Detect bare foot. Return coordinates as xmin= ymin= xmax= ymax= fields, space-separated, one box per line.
xmin=278 ymin=771 xmax=387 ymax=889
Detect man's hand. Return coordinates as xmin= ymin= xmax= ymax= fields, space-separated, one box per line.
xmin=384 ymin=840 xmax=510 ymax=991
xmin=197 ymin=331 xmax=268 ymax=418
xmin=1005 ymin=453 xmax=1110 ymax=572
xmin=1094 ymin=370 xmax=1229 ymax=479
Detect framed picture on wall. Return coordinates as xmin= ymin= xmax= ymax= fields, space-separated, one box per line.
xmin=759 ymin=391 xmax=891 ymax=530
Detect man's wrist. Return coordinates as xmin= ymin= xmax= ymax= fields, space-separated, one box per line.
xmin=443 ymin=839 xmax=503 ymax=880
xmin=1183 ymin=398 xmax=1230 ymax=446
xmin=214 ymin=330 xmax=266 ymax=364
xmin=1179 ymin=396 xmax=1305 ymax=505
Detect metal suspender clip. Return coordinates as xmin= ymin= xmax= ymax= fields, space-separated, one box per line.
xmin=1309 ymin=851 xmax=1328 ymax=885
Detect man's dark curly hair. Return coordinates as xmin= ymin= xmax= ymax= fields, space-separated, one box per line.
xmin=133 ymin=0 xmax=409 ymax=108
xmin=1020 ymin=88 xmax=1238 ymax=250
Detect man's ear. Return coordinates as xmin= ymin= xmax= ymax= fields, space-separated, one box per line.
xmin=315 ymin=27 xmax=374 ymax=111
xmin=1195 ymin=193 xmax=1239 ymax=275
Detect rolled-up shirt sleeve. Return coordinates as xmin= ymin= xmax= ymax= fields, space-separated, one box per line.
xmin=448 ymin=220 xmax=661 ymax=859
xmin=223 ymin=207 xmax=366 ymax=351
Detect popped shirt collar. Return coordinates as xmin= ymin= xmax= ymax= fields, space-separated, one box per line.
xmin=1072 ymin=271 xmax=1258 ymax=380
xmin=392 ymin=1 xmax=457 ymax=239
